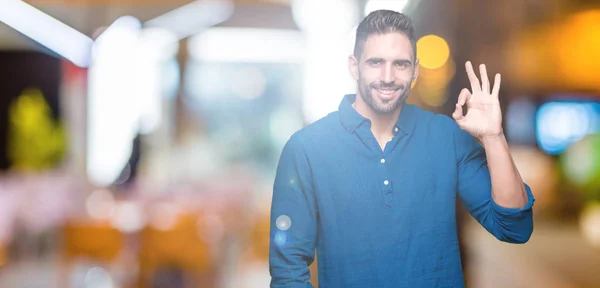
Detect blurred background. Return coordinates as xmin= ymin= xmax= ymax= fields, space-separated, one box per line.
xmin=0 ymin=0 xmax=599 ymax=287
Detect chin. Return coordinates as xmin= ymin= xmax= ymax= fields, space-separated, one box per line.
xmin=373 ymin=96 xmax=407 ymax=114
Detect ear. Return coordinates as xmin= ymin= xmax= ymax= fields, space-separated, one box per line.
xmin=348 ymin=55 xmax=359 ymax=81
xmin=412 ymin=58 xmax=420 ymax=82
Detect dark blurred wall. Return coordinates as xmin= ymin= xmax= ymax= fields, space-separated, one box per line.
xmin=0 ymin=51 xmax=61 ymax=170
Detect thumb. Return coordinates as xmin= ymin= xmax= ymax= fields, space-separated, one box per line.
xmin=452 ymin=103 xmax=464 ymax=121
xmin=452 ymin=103 xmax=467 ymax=129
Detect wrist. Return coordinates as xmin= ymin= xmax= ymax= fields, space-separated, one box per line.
xmin=479 ymin=131 xmax=506 ymax=147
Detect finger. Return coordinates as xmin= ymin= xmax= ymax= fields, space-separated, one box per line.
xmin=465 ymin=61 xmax=481 ymax=94
xmin=479 ymin=64 xmax=490 ymax=94
xmin=452 ymin=103 xmax=464 ymax=121
xmin=491 ymin=73 xmax=501 ymax=98
xmin=457 ymin=88 xmax=472 ymax=106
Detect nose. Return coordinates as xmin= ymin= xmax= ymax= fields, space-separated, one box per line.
xmin=380 ymin=63 xmax=394 ymax=84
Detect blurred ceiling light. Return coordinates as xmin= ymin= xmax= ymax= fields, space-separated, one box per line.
xmin=291 ymin=0 xmax=359 ymax=123
xmin=135 ymin=28 xmax=178 ymax=135
xmin=364 ymin=0 xmax=410 ymax=15
xmin=417 ymin=34 xmax=450 ymax=70
xmin=92 ymin=16 xmax=141 ymax=60
xmin=0 ymin=0 xmax=93 ymax=67
xmin=137 ymin=28 xmax=179 ymax=61
xmin=87 ymin=16 xmax=142 ymax=187
xmin=188 ymin=28 xmax=304 ymax=63
xmin=292 ymin=0 xmax=358 ymax=32
xmin=94 ymin=15 xmax=141 ymax=47
xmin=145 ymin=0 xmax=234 ymax=40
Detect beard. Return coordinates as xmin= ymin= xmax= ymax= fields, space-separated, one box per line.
xmin=358 ymin=76 xmax=411 ymax=114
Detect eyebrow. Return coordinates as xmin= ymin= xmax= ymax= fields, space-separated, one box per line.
xmin=394 ymin=59 xmax=413 ymax=65
xmin=364 ymin=57 xmax=413 ymax=65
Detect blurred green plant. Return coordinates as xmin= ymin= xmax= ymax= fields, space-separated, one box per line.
xmin=7 ymin=87 xmax=66 ymax=171
xmin=560 ymin=133 xmax=600 ymax=202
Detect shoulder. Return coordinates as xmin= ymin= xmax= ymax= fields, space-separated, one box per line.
xmin=282 ymin=111 xmax=341 ymax=154
xmin=410 ymin=104 xmax=481 ymax=156
xmin=289 ymin=111 xmax=341 ymax=145
xmin=410 ymin=104 xmax=460 ymax=137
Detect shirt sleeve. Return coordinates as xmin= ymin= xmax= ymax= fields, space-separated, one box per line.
xmin=455 ymin=127 xmax=535 ymax=244
xmin=269 ymin=135 xmax=317 ymax=288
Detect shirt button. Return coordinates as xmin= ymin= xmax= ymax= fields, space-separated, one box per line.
xmin=394 ymin=127 xmax=399 ymax=132
xmin=380 ymin=158 xmax=386 ymax=164
xmin=384 ymin=180 xmax=389 ymax=185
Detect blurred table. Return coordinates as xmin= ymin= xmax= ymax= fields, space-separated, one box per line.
xmin=464 ymin=218 xmax=600 ymax=288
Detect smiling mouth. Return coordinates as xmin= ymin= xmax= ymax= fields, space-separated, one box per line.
xmin=375 ymin=88 xmax=399 ymax=95
xmin=372 ymin=87 xmax=401 ymax=99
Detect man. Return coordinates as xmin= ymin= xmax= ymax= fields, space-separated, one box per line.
xmin=269 ymin=10 xmax=534 ymax=288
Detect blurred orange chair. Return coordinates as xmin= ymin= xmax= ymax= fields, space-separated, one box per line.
xmin=60 ymin=220 xmax=124 ymax=286
xmin=0 ymin=243 xmax=6 ymax=268
xmin=249 ymin=213 xmax=270 ymax=261
xmin=137 ymin=212 xmax=213 ymax=288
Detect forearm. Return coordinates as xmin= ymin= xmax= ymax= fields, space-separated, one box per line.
xmin=480 ymin=133 xmax=528 ymax=209
xmin=270 ymin=136 xmax=318 ymax=286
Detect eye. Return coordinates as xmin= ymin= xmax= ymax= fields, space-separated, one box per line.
xmin=368 ymin=59 xmax=382 ymax=66
xmin=395 ymin=61 xmax=410 ymax=68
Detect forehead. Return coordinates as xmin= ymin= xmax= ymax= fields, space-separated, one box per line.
xmin=360 ymin=32 xmax=414 ymax=61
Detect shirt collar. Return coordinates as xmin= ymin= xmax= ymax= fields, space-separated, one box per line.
xmin=339 ymin=94 xmax=417 ymax=135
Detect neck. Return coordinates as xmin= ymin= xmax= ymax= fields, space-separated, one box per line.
xmin=353 ymin=94 xmax=402 ymax=140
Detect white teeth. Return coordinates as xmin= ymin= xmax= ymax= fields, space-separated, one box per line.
xmin=376 ymin=89 xmax=396 ymax=95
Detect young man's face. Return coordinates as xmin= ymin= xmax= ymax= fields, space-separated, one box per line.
xmin=350 ymin=32 xmax=419 ymax=114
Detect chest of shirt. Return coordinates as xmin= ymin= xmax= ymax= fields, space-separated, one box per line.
xmin=307 ymin=133 xmax=458 ymax=232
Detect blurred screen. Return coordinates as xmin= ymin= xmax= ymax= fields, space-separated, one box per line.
xmin=536 ymin=97 xmax=600 ymax=155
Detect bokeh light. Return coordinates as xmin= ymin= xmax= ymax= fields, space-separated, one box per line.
xmin=149 ymin=202 xmax=181 ymax=231
xmin=109 ymin=202 xmax=145 ymax=233
xmin=85 ymin=189 xmax=115 ymax=220
xmin=84 ymin=266 xmax=115 ymax=288
xmin=417 ymin=35 xmax=450 ymax=70
xmin=556 ymin=10 xmax=600 ymax=91
xmin=276 ymin=215 xmax=291 ymax=231
xmin=561 ymin=134 xmax=600 ymax=197
xmin=580 ymin=202 xmax=600 ymax=248
xmin=274 ymin=231 xmax=287 ymax=247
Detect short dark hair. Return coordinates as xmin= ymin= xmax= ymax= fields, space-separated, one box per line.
xmin=353 ymin=10 xmax=416 ymax=61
